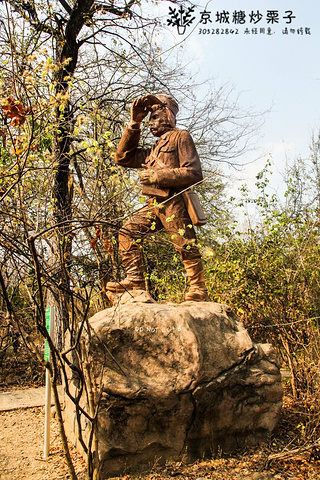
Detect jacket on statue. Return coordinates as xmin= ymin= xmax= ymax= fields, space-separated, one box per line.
xmin=115 ymin=126 xmax=203 ymax=198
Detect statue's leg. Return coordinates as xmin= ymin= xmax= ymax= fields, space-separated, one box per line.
xmin=157 ymin=196 xmax=209 ymax=302
xmin=106 ymin=203 xmax=161 ymax=292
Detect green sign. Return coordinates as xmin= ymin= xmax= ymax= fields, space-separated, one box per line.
xmin=44 ymin=307 xmax=51 ymax=361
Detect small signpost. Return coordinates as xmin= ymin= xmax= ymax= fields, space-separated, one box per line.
xmin=44 ymin=306 xmax=54 ymax=459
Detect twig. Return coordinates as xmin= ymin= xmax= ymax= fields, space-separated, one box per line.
xmin=268 ymin=438 xmax=320 ymax=462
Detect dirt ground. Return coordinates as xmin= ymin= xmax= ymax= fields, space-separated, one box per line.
xmin=0 ymin=407 xmax=86 ymax=480
xmin=1 ymin=402 xmax=320 ymax=480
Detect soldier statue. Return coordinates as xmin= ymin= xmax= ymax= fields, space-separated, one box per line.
xmin=106 ymin=93 xmax=209 ymax=302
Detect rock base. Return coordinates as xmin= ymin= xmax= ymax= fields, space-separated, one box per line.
xmin=64 ymin=291 xmax=283 ymax=478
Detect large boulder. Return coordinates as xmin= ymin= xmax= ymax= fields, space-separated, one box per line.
xmin=65 ymin=291 xmax=282 ymax=478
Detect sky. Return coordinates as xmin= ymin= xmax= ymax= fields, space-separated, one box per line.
xmin=150 ymin=0 xmax=320 ymax=199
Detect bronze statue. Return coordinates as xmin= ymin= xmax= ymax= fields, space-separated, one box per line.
xmin=106 ymin=94 xmax=208 ymax=301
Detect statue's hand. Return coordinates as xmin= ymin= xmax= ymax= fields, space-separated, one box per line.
xmin=139 ymin=167 xmax=157 ymax=185
xmin=131 ymin=95 xmax=163 ymax=123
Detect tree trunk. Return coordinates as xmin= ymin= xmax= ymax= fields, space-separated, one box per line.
xmin=51 ymin=0 xmax=95 ymax=347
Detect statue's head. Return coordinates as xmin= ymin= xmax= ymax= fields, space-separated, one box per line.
xmin=149 ymin=94 xmax=179 ymax=137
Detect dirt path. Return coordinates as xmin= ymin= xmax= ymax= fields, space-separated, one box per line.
xmin=0 ymin=407 xmax=86 ymax=480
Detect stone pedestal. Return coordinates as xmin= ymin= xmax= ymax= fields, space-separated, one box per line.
xmin=64 ymin=291 xmax=283 ymax=478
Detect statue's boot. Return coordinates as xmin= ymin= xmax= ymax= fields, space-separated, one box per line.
xmin=183 ymin=258 xmax=209 ymax=302
xmin=106 ymin=249 xmax=145 ymax=293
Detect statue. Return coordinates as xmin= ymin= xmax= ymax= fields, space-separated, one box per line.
xmin=106 ymin=94 xmax=209 ymax=301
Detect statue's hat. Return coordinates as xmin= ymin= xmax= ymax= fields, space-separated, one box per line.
xmin=156 ymin=93 xmax=179 ymax=126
